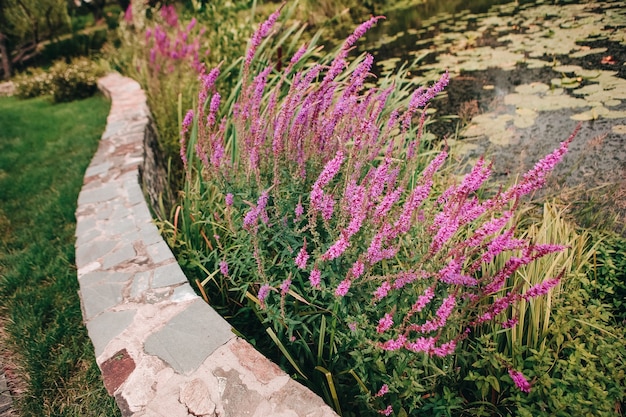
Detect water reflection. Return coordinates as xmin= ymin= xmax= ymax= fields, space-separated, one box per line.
xmin=356 ymin=0 xmax=625 ymax=224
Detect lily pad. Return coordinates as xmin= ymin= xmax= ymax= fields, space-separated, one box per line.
xmin=572 ymin=84 xmax=603 ymax=96
xmin=570 ymin=47 xmax=608 ymax=58
xmin=612 ymin=125 xmax=626 ymax=134
xmin=489 ymin=129 xmax=515 ymax=146
xmin=514 ymin=108 xmax=538 ymax=129
xmin=515 ymin=82 xmax=550 ymax=95
xmin=570 ymin=106 xmax=611 ymax=121
xmin=604 ymin=99 xmax=621 ymax=107
xmin=604 ymin=109 xmax=626 ymax=119
xmin=553 ymin=64 xmax=582 ymax=74
xmin=576 ymin=69 xmax=602 ymax=79
xmin=559 ymin=77 xmax=582 ymax=88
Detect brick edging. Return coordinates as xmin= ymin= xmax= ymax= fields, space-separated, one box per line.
xmin=75 ymin=72 xmax=338 ymax=417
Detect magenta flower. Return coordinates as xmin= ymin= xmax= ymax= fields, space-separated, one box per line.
xmin=405 ymin=336 xmax=435 ymax=353
xmin=322 ymin=235 xmax=350 ymax=261
xmin=436 ymin=295 xmax=457 ymax=322
xmin=245 ymin=5 xmax=283 ymax=67
xmin=344 ymin=16 xmax=385 ymax=53
xmin=280 ymin=278 xmax=292 ymax=295
xmin=429 ymin=216 xmax=460 ymax=254
xmin=335 ymin=279 xmax=352 ymax=297
xmin=160 ymin=5 xmax=178 ymax=27
xmin=294 ymin=202 xmax=304 ymax=219
xmin=243 ymin=190 xmax=270 ymax=230
xmin=258 ymin=284 xmax=271 ymax=308
xmin=411 ymin=287 xmax=435 ymax=313
xmin=324 ymin=16 xmax=384 ymax=82
xmin=374 ymin=187 xmax=403 ymax=221
xmin=501 ymin=318 xmax=519 ymax=328
xmin=314 ymin=151 xmax=345 ymax=189
xmin=503 ymin=127 xmax=578 ymax=202
xmin=219 ymin=260 xmax=229 ymax=276
xmin=309 ymin=268 xmax=321 ymax=288
xmin=523 ymin=277 xmax=560 ymax=300
xmin=294 ymin=245 xmax=309 ymax=269
xmin=225 ymin=193 xmax=234 ymax=206
xmin=373 ymin=281 xmax=392 ymax=301
xmin=378 ymin=405 xmax=393 ymax=416
xmin=186 ymin=17 xmax=197 ymax=32
xmin=438 ymin=257 xmax=477 ymax=286
xmin=392 ymin=270 xmax=429 ymax=290
xmin=198 ymin=67 xmax=220 ymax=108
xmin=380 ymin=334 xmax=407 ymax=351
xmin=180 ymin=109 xmax=194 ymax=168
xmin=290 ymin=43 xmax=308 ymax=66
xmin=393 ymin=183 xmax=433 ymax=234
xmin=466 ymin=211 xmax=513 ymax=242
xmin=351 ymin=260 xmax=365 ymax=278
xmin=411 ymin=295 xmax=457 ymax=334
xmin=375 ymin=384 xmax=389 ymax=397
xmin=408 ymin=70 xmax=449 ymax=110
xmin=124 ymin=4 xmax=133 ymax=23
xmin=181 ymin=109 xmax=194 ymax=136
xmin=476 ymin=292 xmax=519 ymax=323
xmin=431 ymin=340 xmax=457 ymax=357
xmin=206 ymin=92 xmax=221 ymax=127
xmin=508 ymin=368 xmax=532 ymax=393
xmin=376 ymin=313 xmax=394 ymax=334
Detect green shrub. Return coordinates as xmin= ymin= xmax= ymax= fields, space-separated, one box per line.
xmin=40 ymin=29 xmax=108 ymax=63
xmin=108 ymin=0 xmax=257 ymax=169
xmin=455 ymin=204 xmax=625 ymax=416
xmin=71 ymin=12 xmax=95 ymax=32
xmin=460 ymin=293 xmax=625 ymax=417
xmin=104 ymin=4 xmax=123 ymax=30
xmin=516 ymin=287 xmax=624 ymax=417
xmin=49 ymin=58 xmax=105 ymax=103
xmin=14 ymin=68 xmax=52 ymax=98
xmin=585 ymin=231 xmax=626 ymax=324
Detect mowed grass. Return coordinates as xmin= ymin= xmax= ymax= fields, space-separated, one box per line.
xmin=0 ymin=94 xmax=121 ymax=417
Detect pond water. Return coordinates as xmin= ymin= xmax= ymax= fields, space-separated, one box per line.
xmin=357 ymin=0 xmax=626 ymax=226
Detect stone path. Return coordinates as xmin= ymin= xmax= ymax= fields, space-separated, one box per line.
xmin=75 ymin=72 xmax=338 ymax=417
xmin=0 ymin=371 xmax=14 ymax=417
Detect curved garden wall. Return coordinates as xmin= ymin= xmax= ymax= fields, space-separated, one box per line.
xmin=75 ymin=72 xmax=337 ymax=417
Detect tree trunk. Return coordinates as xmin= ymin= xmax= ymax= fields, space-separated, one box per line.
xmin=0 ymin=32 xmax=11 ymax=80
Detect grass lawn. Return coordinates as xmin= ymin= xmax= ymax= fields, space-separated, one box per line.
xmin=0 ymin=94 xmax=121 ymax=417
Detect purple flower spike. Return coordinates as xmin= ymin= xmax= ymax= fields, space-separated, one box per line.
xmin=309 ymin=268 xmax=321 ymax=288
xmin=509 ymin=369 xmax=532 ymax=393
xmin=246 ymin=4 xmax=284 ymax=68
xmin=295 ymin=245 xmax=309 ymax=269
xmin=335 ymin=279 xmax=352 ymax=297
xmin=219 ymin=260 xmax=229 ymax=276
xmin=258 ymin=284 xmax=271 ymax=308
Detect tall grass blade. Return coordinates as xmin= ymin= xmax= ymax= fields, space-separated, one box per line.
xmin=315 ymin=366 xmax=342 ymax=416
xmin=317 ymin=315 xmax=327 ymax=364
xmin=266 ymin=327 xmax=308 ymax=380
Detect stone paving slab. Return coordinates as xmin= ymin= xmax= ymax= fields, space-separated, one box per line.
xmin=0 ymin=371 xmax=14 ymax=417
xmin=75 ymin=73 xmax=338 ymax=417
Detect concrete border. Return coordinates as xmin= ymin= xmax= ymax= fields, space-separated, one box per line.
xmin=75 ymin=72 xmax=338 ymax=417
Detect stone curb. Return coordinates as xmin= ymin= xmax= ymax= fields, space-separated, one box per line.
xmin=75 ymin=72 xmax=338 ymax=417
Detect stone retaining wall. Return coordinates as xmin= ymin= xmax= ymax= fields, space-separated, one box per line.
xmin=75 ymin=72 xmax=338 ymax=417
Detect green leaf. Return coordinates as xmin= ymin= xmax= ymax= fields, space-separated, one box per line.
xmin=315 ymin=366 xmax=342 ymax=416
xmin=486 ymin=375 xmax=500 ymax=393
xmin=265 ymin=327 xmax=307 ymax=380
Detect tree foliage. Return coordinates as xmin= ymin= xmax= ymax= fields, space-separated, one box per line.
xmin=0 ymin=0 xmax=70 ymax=78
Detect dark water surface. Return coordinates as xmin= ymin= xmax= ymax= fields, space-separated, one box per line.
xmin=357 ymin=0 xmax=626 ymax=224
